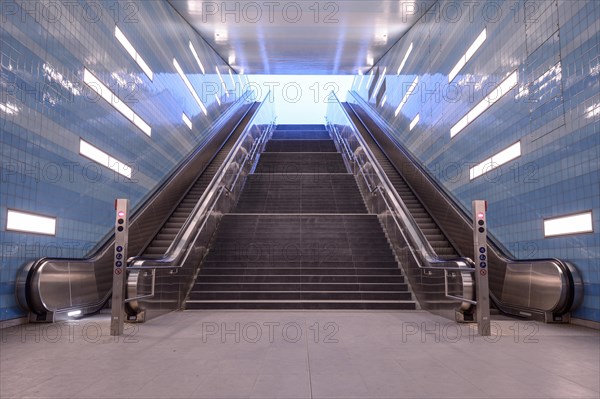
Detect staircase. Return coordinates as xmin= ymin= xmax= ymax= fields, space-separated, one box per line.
xmin=186 ymin=124 xmax=417 ymax=309
xmin=344 ymin=106 xmax=460 ymax=259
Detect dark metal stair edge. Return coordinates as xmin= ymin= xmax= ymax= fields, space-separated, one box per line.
xmin=181 ymin=214 xmax=261 ymax=310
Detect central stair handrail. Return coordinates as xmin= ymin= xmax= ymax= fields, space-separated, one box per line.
xmin=326 ymin=92 xmax=475 ymax=311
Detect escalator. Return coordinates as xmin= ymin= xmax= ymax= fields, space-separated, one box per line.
xmin=17 ymin=100 xmax=261 ymax=321
xmin=340 ymin=94 xmax=583 ymax=322
xmin=140 ymin=129 xmax=246 ymax=259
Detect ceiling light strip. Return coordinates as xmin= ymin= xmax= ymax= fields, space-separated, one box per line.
xmin=409 ymin=114 xmax=420 ymax=131
xmin=371 ymin=67 xmax=387 ymax=100
xmin=451 ymin=71 xmax=518 ymax=138
xmin=397 ymin=43 xmax=413 ymax=76
xmin=189 ymin=41 xmax=206 ymax=74
xmin=83 ymin=68 xmax=151 ymax=136
xmin=173 ymin=58 xmax=208 ymax=115
xmin=394 ymin=76 xmax=419 ymax=117
xmin=365 ymin=70 xmax=375 ymax=90
xmin=182 ymin=113 xmax=192 ymax=130
xmin=115 ymin=26 xmax=153 ymax=81
xmin=79 ymin=139 xmax=132 ymax=178
xmin=469 ymin=141 xmax=521 ymax=180
xmin=228 ymin=69 xmax=236 ymax=87
xmin=215 ymin=67 xmax=229 ymax=97
xmin=449 ymin=28 xmax=487 ymax=83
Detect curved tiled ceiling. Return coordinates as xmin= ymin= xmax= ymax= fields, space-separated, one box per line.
xmin=168 ymin=0 xmax=436 ymax=74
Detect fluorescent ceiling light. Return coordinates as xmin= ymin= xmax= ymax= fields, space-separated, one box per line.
xmin=79 ymin=139 xmax=132 ymax=178
xmin=371 ymin=67 xmax=387 ymax=100
xmin=365 ymin=70 xmax=375 ymax=90
xmin=544 ymin=212 xmax=593 ymax=237
xmin=409 ymin=114 xmax=420 ymax=131
xmin=6 ymin=209 xmax=56 ymax=235
xmin=449 ymin=28 xmax=486 ymax=83
xmin=83 ymin=69 xmax=151 ymax=136
xmin=173 ymin=58 xmax=208 ymax=115
xmin=67 ymin=310 xmax=82 ymax=317
xmin=380 ymin=94 xmax=387 ymax=107
xmin=395 ymin=76 xmax=419 ymax=117
xmin=182 ymin=113 xmax=192 ymax=130
xmin=188 ymin=41 xmax=206 ymax=74
xmin=228 ymin=69 xmax=236 ymax=87
xmin=397 ymin=42 xmax=413 ymax=75
xmin=451 ymin=71 xmax=518 ymax=138
xmin=215 ymin=67 xmax=229 ymax=96
xmin=115 ymin=26 xmax=153 ymax=80
xmin=469 ymin=141 xmax=521 ymax=180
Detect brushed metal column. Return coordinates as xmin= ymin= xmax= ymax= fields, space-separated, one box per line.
xmin=473 ymin=200 xmax=490 ymax=336
xmin=111 ymin=199 xmax=129 ymax=336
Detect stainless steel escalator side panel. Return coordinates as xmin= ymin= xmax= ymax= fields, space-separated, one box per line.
xmin=17 ymin=97 xmax=256 ymax=318
xmin=346 ymin=92 xmax=583 ymax=321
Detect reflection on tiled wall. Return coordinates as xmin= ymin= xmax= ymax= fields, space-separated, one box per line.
xmin=352 ymin=0 xmax=599 ymax=321
xmin=0 ymin=1 xmax=247 ymax=320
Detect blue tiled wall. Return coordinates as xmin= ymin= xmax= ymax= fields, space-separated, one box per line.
xmin=352 ymin=0 xmax=599 ymax=322
xmin=0 ymin=1 xmax=246 ymax=320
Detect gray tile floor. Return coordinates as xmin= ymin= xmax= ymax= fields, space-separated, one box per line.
xmin=1 ymin=310 xmax=599 ymax=398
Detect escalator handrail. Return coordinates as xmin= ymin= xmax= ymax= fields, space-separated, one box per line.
xmin=129 ymin=92 xmax=273 ymax=269
xmin=92 ymin=90 xmax=255 ymax=256
xmin=346 ymin=90 xmax=583 ymax=317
